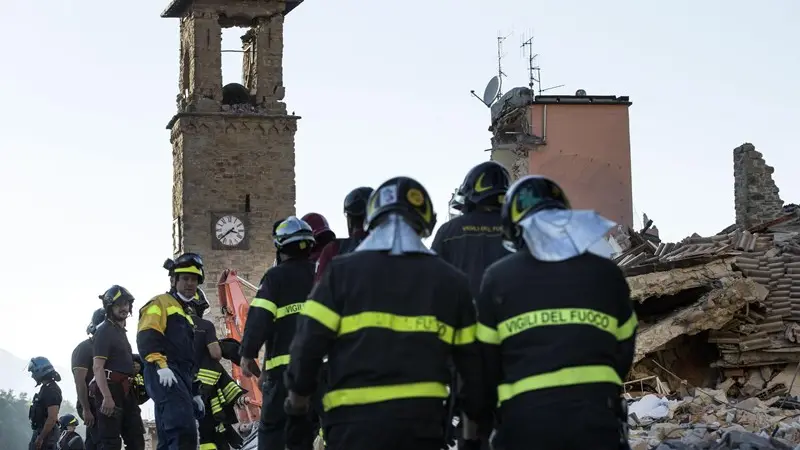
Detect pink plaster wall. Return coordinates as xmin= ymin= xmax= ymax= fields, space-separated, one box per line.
xmin=527 ymin=103 xmax=633 ymax=227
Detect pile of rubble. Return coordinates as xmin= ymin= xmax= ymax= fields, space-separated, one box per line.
xmin=626 ymin=388 xmax=800 ymax=449
xmin=615 ymin=204 xmax=800 ymax=449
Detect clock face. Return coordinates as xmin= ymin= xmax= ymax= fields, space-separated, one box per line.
xmin=215 ymin=215 xmax=246 ymax=247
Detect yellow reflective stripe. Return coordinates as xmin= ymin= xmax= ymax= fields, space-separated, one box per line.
xmin=163 ymin=305 xmax=193 ymax=325
xmin=616 ymin=311 xmax=638 ymax=341
xmin=199 ymin=444 xmax=217 ymax=450
xmin=476 ymin=323 xmax=500 ymax=345
xmin=250 ymin=298 xmax=277 ymax=315
xmin=322 ymin=381 xmax=448 ymax=411
xmin=302 ymin=300 xmax=341 ymax=332
xmin=276 ymin=302 xmax=305 ymax=319
xmin=264 ymin=354 xmax=290 ymax=371
xmin=196 ymin=368 xmax=221 ymax=385
xmin=340 ymin=312 xmax=441 ymax=337
xmin=175 ymin=265 xmax=203 ymax=276
xmin=143 ymin=353 xmax=168 ymax=369
xmin=497 ymin=365 xmax=622 ymax=405
xmin=498 ymin=308 xmax=617 ymax=341
xmin=337 ymin=311 xmax=475 ymax=345
xmin=221 ymin=381 xmax=243 ymax=403
xmin=454 ymin=324 xmax=476 ymax=345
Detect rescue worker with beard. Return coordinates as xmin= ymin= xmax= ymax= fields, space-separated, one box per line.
xmin=70 ymin=308 xmax=106 ymax=450
xmin=314 ymin=186 xmax=373 ymax=282
xmin=284 ymin=177 xmax=486 ymax=450
xmin=137 ymin=253 xmax=206 ymax=450
xmin=468 ymin=175 xmax=637 ymax=450
xmin=57 ymin=414 xmax=85 ymax=450
xmin=91 ymin=285 xmax=144 ymax=450
xmin=240 ymin=216 xmax=317 ymax=450
xmin=431 ymin=161 xmax=512 ymax=449
xmin=28 ymin=356 xmax=62 ymax=450
xmin=190 ymin=288 xmax=246 ymax=450
xmin=301 ymin=212 xmax=336 ymax=264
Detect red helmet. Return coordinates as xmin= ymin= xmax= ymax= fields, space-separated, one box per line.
xmin=301 ymin=213 xmax=335 ymax=241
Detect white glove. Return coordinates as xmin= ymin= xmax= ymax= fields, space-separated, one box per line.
xmin=193 ymin=395 xmax=205 ymax=414
xmin=157 ymin=367 xmax=177 ymax=388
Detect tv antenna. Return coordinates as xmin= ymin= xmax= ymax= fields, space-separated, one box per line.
xmin=470 ymin=32 xmax=512 ymax=108
xmin=520 ymin=34 xmax=564 ymax=96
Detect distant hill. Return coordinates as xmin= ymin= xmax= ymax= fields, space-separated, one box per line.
xmin=0 ymin=348 xmax=77 ymax=404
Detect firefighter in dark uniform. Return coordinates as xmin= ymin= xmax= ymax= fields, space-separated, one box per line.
xmin=470 ymin=175 xmax=637 ymax=450
xmin=432 ymin=161 xmax=512 ymax=296
xmin=131 ymin=354 xmax=149 ymax=405
xmin=27 ymin=356 xmax=62 ymax=450
xmin=190 ymin=288 xmax=246 ymax=450
xmin=240 ymin=216 xmax=317 ymax=450
xmin=91 ymin=285 xmax=144 ymax=450
xmin=431 ymin=161 xmax=512 ymax=449
xmin=301 ymin=212 xmax=336 ymax=263
xmin=70 ymin=308 xmax=106 ymax=450
xmin=314 ymin=186 xmax=373 ymax=282
xmin=137 ymin=253 xmax=206 ymax=450
xmin=284 ymin=176 xmax=486 ymax=450
xmin=57 ymin=414 xmax=85 ymax=450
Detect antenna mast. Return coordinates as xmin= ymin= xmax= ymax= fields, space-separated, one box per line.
xmin=495 ymin=32 xmax=511 ymax=101
xmin=520 ymin=34 xmax=564 ymax=96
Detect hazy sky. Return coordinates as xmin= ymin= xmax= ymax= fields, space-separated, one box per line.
xmin=1 ymin=0 xmax=798 ymax=418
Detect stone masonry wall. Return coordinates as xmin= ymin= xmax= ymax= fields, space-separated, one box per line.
xmin=171 ymin=115 xmax=297 ymax=334
xmin=734 ymin=143 xmax=784 ymax=229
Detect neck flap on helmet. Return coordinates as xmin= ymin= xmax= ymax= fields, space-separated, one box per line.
xmin=511 ymin=209 xmax=617 ymax=261
xmin=355 ymin=213 xmax=435 ymax=256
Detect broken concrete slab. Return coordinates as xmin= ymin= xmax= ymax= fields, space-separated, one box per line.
xmin=627 ymin=258 xmax=738 ymax=303
xmin=634 ymin=278 xmax=769 ymax=363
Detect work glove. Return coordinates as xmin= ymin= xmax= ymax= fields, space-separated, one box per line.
xmin=193 ymin=395 xmax=205 ymax=417
xmin=157 ymin=367 xmax=177 ymax=387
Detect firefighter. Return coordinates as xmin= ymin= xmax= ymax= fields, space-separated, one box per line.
xmin=470 ymin=175 xmax=637 ymax=450
xmin=131 ymin=354 xmax=149 ymax=405
xmin=432 ymin=161 xmax=512 ymax=296
xmin=284 ymin=176 xmax=486 ymax=450
xmin=57 ymin=414 xmax=85 ymax=450
xmin=314 ymin=186 xmax=373 ymax=282
xmin=271 ymin=217 xmax=288 ymax=267
xmin=240 ymin=216 xmax=317 ymax=450
xmin=70 ymin=308 xmax=106 ymax=450
xmin=301 ymin=212 xmax=336 ymax=263
xmin=190 ymin=288 xmax=246 ymax=450
xmin=137 ymin=252 xmax=206 ymax=450
xmin=91 ymin=285 xmax=144 ymax=450
xmin=431 ymin=161 xmax=512 ymax=448
xmin=27 ymin=356 xmax=62 ymax=450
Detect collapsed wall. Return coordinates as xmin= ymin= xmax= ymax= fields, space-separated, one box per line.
xmin=619 ymin=144 xmax=800 ymax=449
xmin=734 ymin=143 xmax=784 ymax=229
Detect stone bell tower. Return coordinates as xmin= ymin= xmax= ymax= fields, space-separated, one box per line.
xmin=163 ymin=0 xmax=304 ymax=324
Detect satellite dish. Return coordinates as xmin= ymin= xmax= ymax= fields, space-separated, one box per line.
xmin=482 ymin=76 xmax=500 ymax=106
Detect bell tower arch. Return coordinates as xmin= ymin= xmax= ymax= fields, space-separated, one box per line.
xmin=163 ymin=0 xmax=304 ymax=326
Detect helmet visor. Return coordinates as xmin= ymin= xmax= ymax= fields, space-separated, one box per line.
xmin=174 ymin=253 xmax=203 ymax=268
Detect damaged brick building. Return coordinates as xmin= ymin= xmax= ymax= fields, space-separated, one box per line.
xmin=619 ymin=145 xmax=800 ymax=449
xmin=617 ymin=143 xmax=800 ymax=400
